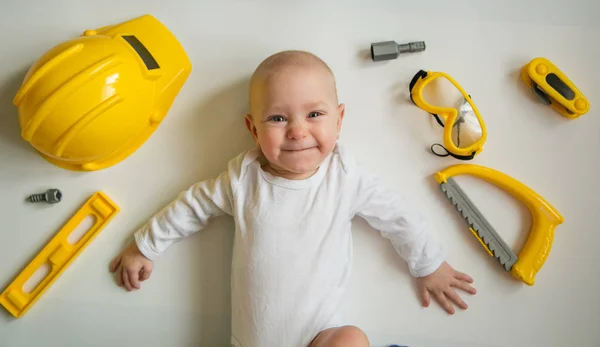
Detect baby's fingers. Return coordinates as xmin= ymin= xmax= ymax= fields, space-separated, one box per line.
xmin=110 ymin=256 xmax=121 ymax=273
xmin=453 ymin=279 xmax=477 ymax=295
xmin=420 ymin=286 xmax=431 ymax=307
xmin=433 ymin=290 xmax=455 ymax=315
xmin=140 ymin=266 xmax=152 ymax=282
xmin=445 ymin=289 xmax=468 ymax=310
xmin=115 ymin=265 xmax=124 ymax=287
xmin=128 ymin=269 xmax=141 ymax=290
xmin=122 ymin=269 xmax=133 ymax=291
xmin=454 ymin=271 xmax=473 ymax=283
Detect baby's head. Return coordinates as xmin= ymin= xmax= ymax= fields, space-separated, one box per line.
xmin=245 ymin=50 xmax=345 ymax=179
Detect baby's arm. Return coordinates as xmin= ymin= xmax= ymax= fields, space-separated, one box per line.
xmin=352 ymin=167 xmax=475 ymax=314
xmin=111 ymin=169 xmax=235 ymax=291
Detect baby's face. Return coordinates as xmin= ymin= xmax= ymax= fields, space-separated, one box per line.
xmin=246 ymin=66 xmax=344 ymax=179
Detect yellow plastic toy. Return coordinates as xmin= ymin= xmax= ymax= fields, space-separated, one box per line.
xmin=434 ymin=164 xmax=564 ymax=286
xmin=521 ymin=57 xmax=589 ymax=119
xmin=0 ymin=192 xmax=119 ymax=318
xmin=409 ymin=70 xmax=487 ymax=160
xmin=13 ymin=14 xmax=192 ymax=171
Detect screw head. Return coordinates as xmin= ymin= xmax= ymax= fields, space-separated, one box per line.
xmin=45 ymin=189 xmax=62 ymax=203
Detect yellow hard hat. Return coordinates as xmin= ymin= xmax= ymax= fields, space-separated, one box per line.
xmin=14 ymin=15 xmax=192 ymax=171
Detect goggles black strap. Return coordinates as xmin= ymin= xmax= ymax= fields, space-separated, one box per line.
xmin=430 ymin=144 xmax=475 ymax=161
xmin=409 ymin=69 xmax=428 ymax=102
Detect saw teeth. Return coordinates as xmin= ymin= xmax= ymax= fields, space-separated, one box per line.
xmin=442 ymin=184 xmax=506 ymax=263
xmin=441 ymin=179 xmax=518 ymax=271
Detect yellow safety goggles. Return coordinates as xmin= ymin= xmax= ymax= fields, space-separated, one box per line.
xmin=409 ymin=70 xmax=487 ymax=160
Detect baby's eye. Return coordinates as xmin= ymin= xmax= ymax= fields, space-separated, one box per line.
xmin=308 ymin=112 xmax=322 ymax=118
xmin=269 ymin=115 xmax=286 ymax=122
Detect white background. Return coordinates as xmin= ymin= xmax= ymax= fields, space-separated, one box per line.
xmin=1 ymin=1 xmax=599 ymax=346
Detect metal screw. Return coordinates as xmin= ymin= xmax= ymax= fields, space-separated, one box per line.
xmin=28 ymin=189 xmax=62 ymax=204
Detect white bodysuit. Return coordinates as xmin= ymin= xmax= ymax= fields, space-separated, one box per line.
xmin=134 ymin=143 xmax=445 ymax=347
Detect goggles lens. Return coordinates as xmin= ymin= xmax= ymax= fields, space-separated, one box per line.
xmin=421 ymin=76 xmax=483 ymax=149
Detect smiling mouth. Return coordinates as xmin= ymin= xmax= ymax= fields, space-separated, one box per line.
xmin=282 ymin=147 xmax=316 ymax=152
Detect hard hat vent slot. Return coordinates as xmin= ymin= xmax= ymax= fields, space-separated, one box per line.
xmin=122 ymin=35 xmax=160 ymax=70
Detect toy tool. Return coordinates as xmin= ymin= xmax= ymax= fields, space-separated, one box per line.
xmin=0 ymin=192 xmax=119 ymax=318
xmin=371 ymin=40 xmax=425 ymax=62
xmin=27 ymin=188 xmax=62 ymax=204
xmin=410 ymin=70 xmax=487 ymax=160
xmin=13 ymin=14 xmax=192 ymax=171
xmin=434 ymin=165 xmax=563 ymax=285
xmin=521 ymin=57 xmax=589 ymax=119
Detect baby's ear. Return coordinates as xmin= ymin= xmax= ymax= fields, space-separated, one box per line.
xmin=336 ymin=103 xmax=346 ymax=130
xmin=244 ymin=114 xmax=259 ymax=143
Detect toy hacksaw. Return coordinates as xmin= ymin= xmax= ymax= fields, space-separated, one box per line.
xmin=0 ymin=192 xmax=119 ymax=318
xmin=434 ymin=165 xmax=564 ymax=285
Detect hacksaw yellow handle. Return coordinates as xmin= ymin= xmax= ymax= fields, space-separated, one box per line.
xmin=435 ymin=164 xmax=564 ymax=285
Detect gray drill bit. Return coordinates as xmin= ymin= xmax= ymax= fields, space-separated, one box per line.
xmin=371 ymin=41 xmax=426 ymax=62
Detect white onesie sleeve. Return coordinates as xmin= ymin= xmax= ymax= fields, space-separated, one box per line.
xmin=352 ymin=166 xmax=445 ymax=278
xmin=134 ymin=155 xmax=242 ymax=261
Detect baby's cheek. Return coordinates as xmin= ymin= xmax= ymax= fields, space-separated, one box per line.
xmin=315 ymin=122 xmax=338 ymax=148
xmin=259 ymin=130 xmax=282 ymax=156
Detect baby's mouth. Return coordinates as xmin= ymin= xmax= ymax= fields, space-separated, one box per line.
xmin=282 ymin=146 xmax=316 ymax=152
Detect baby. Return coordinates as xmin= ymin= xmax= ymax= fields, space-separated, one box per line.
xmin=110 ymin=50 xmax=476 ymax=347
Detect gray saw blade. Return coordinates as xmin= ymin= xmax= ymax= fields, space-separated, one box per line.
xmin=441 ymin=178 xmax=518 ymax=271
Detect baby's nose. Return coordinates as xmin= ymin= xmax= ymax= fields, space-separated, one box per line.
xmin=287 ymin=124 xmax=307 ymax=139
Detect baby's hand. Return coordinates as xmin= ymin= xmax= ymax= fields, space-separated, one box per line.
xmin=416 ymin=261 xmax=476 ymax=314
xmin=110 ymin=242 xmax=153 ymax=291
